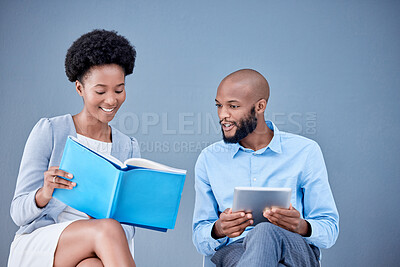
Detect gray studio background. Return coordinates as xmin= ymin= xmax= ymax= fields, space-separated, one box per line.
xmin=1 ymin=1 xmax=399 ymax=266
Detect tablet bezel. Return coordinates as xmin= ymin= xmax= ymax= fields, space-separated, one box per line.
xmin=232 ymin=187 xmax=292 ymax=225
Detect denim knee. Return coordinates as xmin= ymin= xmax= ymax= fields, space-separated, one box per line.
xmin=252 ymin=222 xmax=281 ymax=235
xmin=240 ymin=222 xmax=284 ymax=263
xmin=245 ymin=222 xmax=282 ymax=244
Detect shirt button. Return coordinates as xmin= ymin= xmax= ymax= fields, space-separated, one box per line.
xmin=253 ymin=178 xmax=257 ymax=181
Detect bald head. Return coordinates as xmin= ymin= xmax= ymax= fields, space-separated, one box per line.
xmin=215 ymin=69 xmax=272 ymax=147
xmin=220 ymin=69 xmax=270 ymax=102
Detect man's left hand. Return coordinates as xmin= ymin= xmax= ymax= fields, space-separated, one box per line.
xmin=263 ymin=204 xmax=309 ymax=236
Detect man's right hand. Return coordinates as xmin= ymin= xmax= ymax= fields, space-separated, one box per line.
xmin=212 ymin=208 xmax=253 ymax=239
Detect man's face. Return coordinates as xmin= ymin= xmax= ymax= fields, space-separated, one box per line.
xmin=221 ymin=106 xmax=257 ymax=143
xmin=215 ymin=79 xmax=258 ymax=143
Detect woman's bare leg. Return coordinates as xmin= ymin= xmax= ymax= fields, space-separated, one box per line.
xmin=76 ymin=257 xmax=103 ymax=267
xmin=54 ymin=219 xmax=135 ymax=267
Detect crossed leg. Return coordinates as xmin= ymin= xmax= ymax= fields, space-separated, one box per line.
xmin=54 ymin=219 xmax=135 ymax=267
xmin=212 ymin=223 xmax=319 ymax=267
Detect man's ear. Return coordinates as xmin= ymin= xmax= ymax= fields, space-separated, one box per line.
xmin=256 ymin=98 xmax=267 ymax=114
xmin=75 ymin=80 xmax=84 ymax=96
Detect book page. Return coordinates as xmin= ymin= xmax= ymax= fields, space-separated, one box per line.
xmin=124 ymin=158 xmax=186 ymax=174
xmin=69 ymin=136 xmax=186 ymax=173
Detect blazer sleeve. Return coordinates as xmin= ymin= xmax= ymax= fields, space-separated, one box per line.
xmin=10 ymin=118 xmax=54 ymax=226
xmin=130 ymin=136 xmax=141 ymax=158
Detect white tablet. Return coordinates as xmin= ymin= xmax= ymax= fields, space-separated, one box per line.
xmin=232 ymin=187 xmax=292 ymax=225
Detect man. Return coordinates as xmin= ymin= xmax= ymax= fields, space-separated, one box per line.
xmin=192 ymin=69 xmax=339 ymax=267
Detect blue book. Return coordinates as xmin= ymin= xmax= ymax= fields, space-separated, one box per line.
xmin=53 ymin=136 xmax=186 ymax=232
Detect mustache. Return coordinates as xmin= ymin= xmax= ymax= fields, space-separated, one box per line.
xmin=219 ymin=120 xmax=238 ymax=126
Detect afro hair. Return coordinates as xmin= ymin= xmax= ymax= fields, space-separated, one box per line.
xmin=65 ymin=29 xmax=136 ymax=82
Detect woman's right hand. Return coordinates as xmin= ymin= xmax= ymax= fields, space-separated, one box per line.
xmin=35 ymin=166 xmax=75 ymax=208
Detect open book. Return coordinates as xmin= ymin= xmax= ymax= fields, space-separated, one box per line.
xmin=53 ymin=136 xmax=186 ymax=232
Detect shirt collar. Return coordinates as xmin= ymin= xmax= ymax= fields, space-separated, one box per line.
xmin=230 ymin=120 xmax=282 ymax=158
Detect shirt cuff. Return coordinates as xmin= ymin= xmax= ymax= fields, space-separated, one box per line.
xmin=303 ymin=219 xmax=319 ymax=246
xmin=304 ymin=220 xmax=312 ymax=237
xmin=209 ymin=222 xmax=229 ymax=251
xmin=31 ymin=188 xmax=45 ymax=212
xmin=18 ymin=188 xmax=46 ymax=225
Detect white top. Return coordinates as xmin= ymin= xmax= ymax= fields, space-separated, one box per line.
xmin=57 ymin=134 xmax=112 ymax=222
xmin=76 ymin=133 xmax=113 ymax=154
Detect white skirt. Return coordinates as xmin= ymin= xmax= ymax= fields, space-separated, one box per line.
xmin=8 ymin=221 xmax=76 ymax=267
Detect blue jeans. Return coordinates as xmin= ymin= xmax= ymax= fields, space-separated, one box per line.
xmin=211 ymin=223 xmax=320 ymax=267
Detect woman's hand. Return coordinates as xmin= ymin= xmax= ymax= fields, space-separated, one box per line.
xmin=35 ymin=166 xmax=75 ymax=208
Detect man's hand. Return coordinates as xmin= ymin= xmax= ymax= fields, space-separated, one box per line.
xmin=263 ymin=204 xmax=310 ymax=236
xmin=212 ymin=208 xmax=253 ymax=239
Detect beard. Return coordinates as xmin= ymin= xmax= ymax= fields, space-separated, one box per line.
xmin=222 ymin=106 xmax=258 ymax=144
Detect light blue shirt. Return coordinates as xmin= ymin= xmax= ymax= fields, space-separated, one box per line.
xmin=192 ymin=121 xmax=339 ymax=256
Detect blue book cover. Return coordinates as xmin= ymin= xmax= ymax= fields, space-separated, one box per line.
xmin=53 ymin=136 xmax=186 ymax=232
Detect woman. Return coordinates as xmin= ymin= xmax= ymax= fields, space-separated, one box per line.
xmin=8 ymin=29 xmax=139 ymax=267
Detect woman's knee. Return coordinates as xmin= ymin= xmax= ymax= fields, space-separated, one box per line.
xmin=63 ymin=219 xmax=126 ymax=246
xmin=93 ymin=219 xmax=126 ymax=240
xmin=76 ymin=257 xmax=103 ymax=267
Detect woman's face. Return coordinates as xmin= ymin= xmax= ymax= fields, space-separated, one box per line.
xmin=76 ymin=64 xmax=126 ymax=124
